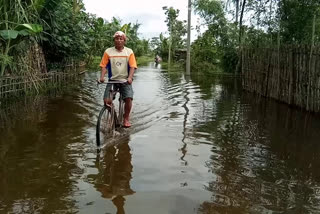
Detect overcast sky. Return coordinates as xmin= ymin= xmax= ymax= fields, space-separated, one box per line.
xmin=82 ymin=0 xmax=202 ymax=41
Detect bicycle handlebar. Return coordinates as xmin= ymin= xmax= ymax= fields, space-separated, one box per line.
xmin=96 ymin=79 xmax=128 ymax=85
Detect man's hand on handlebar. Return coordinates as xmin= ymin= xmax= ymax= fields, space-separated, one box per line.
xmin=97 ymin=77 xmax=106 ymax=84
xmin=99 ymin=77 xmax=105 ymax=83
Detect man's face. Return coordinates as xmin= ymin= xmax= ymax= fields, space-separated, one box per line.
xmin=114 ymin=36 xmax=125 ymax=50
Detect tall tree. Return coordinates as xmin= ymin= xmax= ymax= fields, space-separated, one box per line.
xmin=162 ymin=6 xmax=187 ymax=63
xmin=192 ymin=0 xmax=238 ymax=72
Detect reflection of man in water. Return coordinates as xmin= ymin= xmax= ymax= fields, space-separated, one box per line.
xmin=95 ymin=141 xmax=134 ymax=214
xmin=112 ymin=195 xmax=126 ymax=214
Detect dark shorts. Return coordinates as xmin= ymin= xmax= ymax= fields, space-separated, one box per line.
xmin=103 ymin=82 xmax=133 ymax=100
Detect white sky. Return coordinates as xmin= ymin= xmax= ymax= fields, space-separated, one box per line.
xmin=83 ymin=0 xmax=202 ymax=41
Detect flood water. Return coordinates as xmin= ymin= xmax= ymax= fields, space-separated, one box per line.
xmin=1 ymin=62 xmax=320 ymax=214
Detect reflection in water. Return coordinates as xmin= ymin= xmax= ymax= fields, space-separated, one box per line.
xmin=154 ymin=62 xmax=161 ymax=69
xmin=180 ymin=75 xmax=190 ymax=166
xmin=0 ymin=95 xmax=87 ymax=213
xmin=186 ymin=75 xmax=320 ymax=213
xmin=94 ymin=138 xmax=134 ymax=214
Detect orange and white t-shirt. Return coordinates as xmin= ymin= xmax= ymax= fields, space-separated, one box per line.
xmin=99 ymin=47 xmax=137 ymax=81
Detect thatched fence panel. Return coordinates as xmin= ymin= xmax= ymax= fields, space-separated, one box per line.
xmin=242 ymin=45 xmax=320 ymax=112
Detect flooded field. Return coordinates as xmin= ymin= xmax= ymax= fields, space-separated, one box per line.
xmin=1 ymin=62 xmax=320 ymax=214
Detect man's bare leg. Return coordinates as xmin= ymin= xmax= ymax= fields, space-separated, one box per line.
xmin=123 ymin=98 xmax=132 ymax=127
xmin=104 ymin=98 xmax=112 ymax=106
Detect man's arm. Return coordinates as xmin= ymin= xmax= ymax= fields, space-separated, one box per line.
xmin=99 ymin=51 xmax=109 ymax=82
xmin=127 ymin=67 xmax=135 ymax=84
xmin=100 ymin=67 xmax=107 ymax=82
xmin=127 ymin=52 xmax=137 ymax=84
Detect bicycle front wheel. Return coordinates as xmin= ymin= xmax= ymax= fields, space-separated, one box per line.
xmin=96 ymin=105 xmax=115 ymax=147
xmin=118 ymin=99 xmax=125 ymax=127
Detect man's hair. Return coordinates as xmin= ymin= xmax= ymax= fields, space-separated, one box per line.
xmin=113 ymin=31 xmax=126 ymax=40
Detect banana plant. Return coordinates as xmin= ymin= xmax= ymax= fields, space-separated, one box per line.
xmin=0 ymin=0 xmax=43 ymax=76
xmin=0 ymin=24 xmax=43 ymax=76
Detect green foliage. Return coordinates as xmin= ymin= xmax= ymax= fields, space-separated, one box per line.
xmin=0 ymin=0 xmax=44 ymax=76
xmin=191 ymin=31 xmax=218 ymax=64
xmin=191 ymin=0 xmax=320 ymax=73
xmin=237 ymin=0 xmax=320 ymax=45
xmin=134 ymin=39 xmax=151 ymax=57
xmin=0 ymin=30 xmax=19 ymax=40
xmin=136 ymin=55 xmax=154 ymax=66
xmin=0 ymin=53 xmax=12 ymax=68
xmin=0 ymin=24 xmax=42 ymax=41
xmin=221 ymin=47 xmax=238 ymax=73
xmin=163 ymin=6 xmax=187 ymax=49
xmin=0 ymin=0 xmax=153 ymax=77
xmin=151 ymin=33 xmax=169 ymax=61
xmin=40 ymin=0 xmax=148 ymax=68
xmin=243 ymin=26 xmax=272 ymax=47
xmin=123 ymin=22 xmax=151 ymax=57
xmin=194 ymin=0 xmax=226 ymax=26
xmin=152 ymin=7 xmax=186 ymax=63
xmin=82 ymin=15 xmax=111 ymax=65
xmin=0 ymin=25 xmax=42 ymax=41
xmin=278 ymin=0 xmax=320 ymax=44
xmin=40 ymin=0 xmax=90 ymax=67
xmin=192 ymin=0 xmax=238 ymax=73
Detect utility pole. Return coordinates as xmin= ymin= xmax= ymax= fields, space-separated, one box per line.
xmin=186 ymin=0 xmax=191 ymax=75
xmin=168 ymin=23 xmax=172 ymax=65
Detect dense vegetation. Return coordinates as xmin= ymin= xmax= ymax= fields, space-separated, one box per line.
xmin=1 ymin=0 xmax=320 ymax=77
xmin=190 ymin=0 xmax=320 ymax=73
xmin=0 ymin=0 xmax=150 ymax=76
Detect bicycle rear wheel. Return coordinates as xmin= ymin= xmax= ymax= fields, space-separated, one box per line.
xmin=96 ymin=105 xmax=115 ymax=147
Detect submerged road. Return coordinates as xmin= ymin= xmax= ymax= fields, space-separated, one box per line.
xmin=1 ymin=62 xmax=320 ymax=214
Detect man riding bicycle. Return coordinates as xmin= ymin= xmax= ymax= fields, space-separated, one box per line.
xmin=155 ymin=54 xmax=161 ymax=64
xmin=99 ymin=31 xmax=137 ymax=128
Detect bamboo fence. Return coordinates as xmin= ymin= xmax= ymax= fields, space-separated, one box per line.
xmin=0 ymin=72 xmax=80 ymax=100
xmin=242 ymin=45 xmax=320 ymax=112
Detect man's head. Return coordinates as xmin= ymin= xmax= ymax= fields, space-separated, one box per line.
xmin=113 ymin=31 xmax=126 ymax=50
xmin=113 ymin=31 xmax=126 ymax=40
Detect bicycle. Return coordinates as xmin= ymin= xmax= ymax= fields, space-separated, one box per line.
xmin=96 ymin=81 xmax=126 ymax=148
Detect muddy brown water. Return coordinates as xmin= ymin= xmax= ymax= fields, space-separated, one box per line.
xmin=1 ymin=63 xmax=320 ymax=214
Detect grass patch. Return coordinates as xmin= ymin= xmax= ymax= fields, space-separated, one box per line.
xmin=86 ymin=56 xmax=101 ymax=71
xmin=136 ymin=55 xmax=154 ymax=66
xmin=191 ymin=62 xmax=225 ymax=74
xmin=87 ymin=55 xmax=155 ymax=70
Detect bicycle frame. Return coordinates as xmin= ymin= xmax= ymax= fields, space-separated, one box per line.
xmin=96 ymin=81 xmax=126 ymax=147
xmin=106 ymin=83 xmax=125 ymax=128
